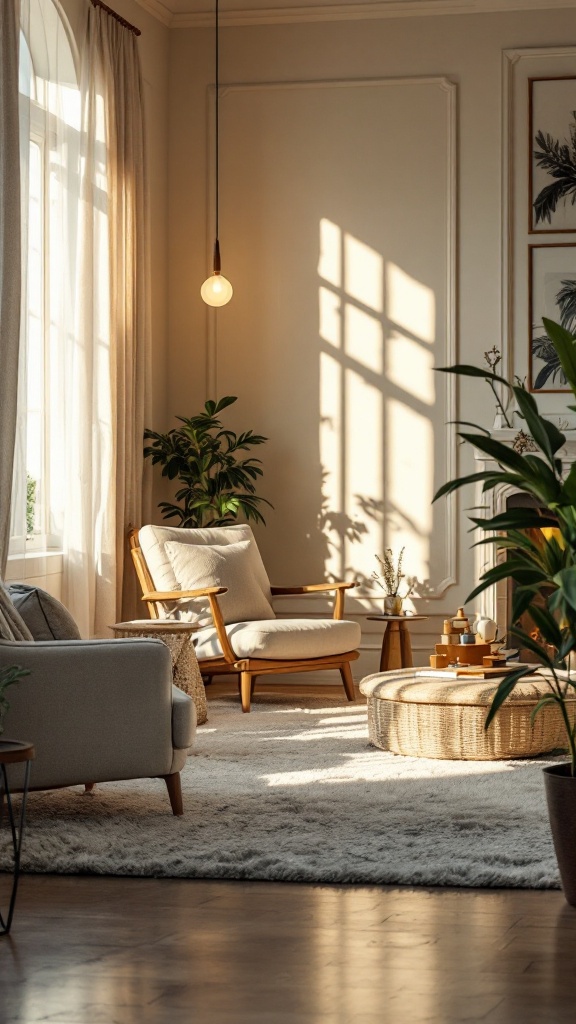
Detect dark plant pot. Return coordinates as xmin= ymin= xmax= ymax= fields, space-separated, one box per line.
xmin=543 ymin=763 xmax=576 ymax=906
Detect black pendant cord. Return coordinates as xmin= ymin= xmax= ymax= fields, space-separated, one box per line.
xmin=215 ymin=0 xmax=220 ymax=249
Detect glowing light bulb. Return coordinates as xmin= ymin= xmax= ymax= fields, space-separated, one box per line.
xmin=201 ymin=272 xmax=233 ymax=307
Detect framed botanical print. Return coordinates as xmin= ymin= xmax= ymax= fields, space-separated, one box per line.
xmin=530 ymin=77 xmax=576 ymax=233
xmin=529 ymin=243 xmax=576 ymax=391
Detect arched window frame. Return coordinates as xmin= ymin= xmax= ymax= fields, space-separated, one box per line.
xmin=13 ymin=1 xmax=79 ymax=556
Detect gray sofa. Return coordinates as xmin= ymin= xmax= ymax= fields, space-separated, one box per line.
xmin=0 ymin=585 xmax=196 ymax=815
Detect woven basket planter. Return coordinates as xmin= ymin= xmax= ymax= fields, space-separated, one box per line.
xmin=360 ymin=669 xmax=573 ymax=761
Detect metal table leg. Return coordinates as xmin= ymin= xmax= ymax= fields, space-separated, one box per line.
xmin=0 ymin=760 xmax=31 ymax=936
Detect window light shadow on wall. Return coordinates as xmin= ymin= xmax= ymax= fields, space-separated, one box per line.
xmin=318 ymin=218 xmax=435 ymax=595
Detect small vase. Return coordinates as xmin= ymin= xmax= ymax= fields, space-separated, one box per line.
xmin=384 ymin=595 xmax=403 ymax=616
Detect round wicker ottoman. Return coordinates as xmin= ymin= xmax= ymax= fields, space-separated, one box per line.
xmin=359 ymin=668 xmax=573 ymax=760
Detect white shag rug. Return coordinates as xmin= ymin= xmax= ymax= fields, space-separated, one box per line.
xmin=1 ymin=696 xmax=563 ymax=888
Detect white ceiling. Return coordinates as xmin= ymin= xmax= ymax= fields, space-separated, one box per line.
xmin=136 ymin=0 xmax=576 ymax=28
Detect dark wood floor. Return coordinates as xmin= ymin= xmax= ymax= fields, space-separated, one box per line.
xmin=1 ymin=877 xmax=575 ymax=1023
xmin=1 ymin=683 xmax=575 ymax=1023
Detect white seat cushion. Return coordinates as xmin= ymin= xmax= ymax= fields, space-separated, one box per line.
xmin=165 ymin=538 xmax=275 ymax=627
xmin=138 ymin=523 xmax=273 ymax=624
xmin=195 ymin=617 xmax=361 ymax=661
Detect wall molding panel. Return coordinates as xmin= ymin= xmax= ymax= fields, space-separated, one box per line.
xmin=137 ymin=0 xmax=576 ymax=29
xmin=204 ymin=75 xmax=458 ymax=621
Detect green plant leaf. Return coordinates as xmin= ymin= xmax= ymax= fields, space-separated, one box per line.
xmin=484 ymin=667 xmax=533 ymax=730
xmin=530 ymin=694 xmax=560 ymax=725
xmin=512 ymin=585 xmax=540 ymax=624
xmin=458 ymin=433 xmax=529 ymax=474
xmin=558 ymin=632 xmax=576 ymax=663
xmin=512 ymin=386 xmax=565 ymax=463
xmin=447 ymin=420 xmax=492 ymax=436
xmin=468 ymin=509 xmax=559 ymax=532
xmin=433 ymin=471 xmax=512 ymax=503
xmin=553 ymin=567 xmax=576 ymax=612
xmin=213 ymin=395 xmax=238 ymax=413
xmin=466 ymin=561 xmax=548 ymax=603
xmin=527 ymin=603 xmax=563 ymax=649
xmin=542 ymin=318 xmax=576 ymax=392
xmin=560 ymin=464 xmax=576 ymax=505
xmin=509 ymin=626 xmax=555 ymax=667
xmin=437 ymin=365 xmax=511 ymax=387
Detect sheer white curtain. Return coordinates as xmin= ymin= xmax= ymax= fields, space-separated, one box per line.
xmin=15 ymin=0 xmax=150 ymax=636
xmin=0 ymin=0 xmax=22 ymax=574
xmin=69 ymin=6 xmax=150 ymax=630
xmin=70 ymin=3 xmax=151 ymax=634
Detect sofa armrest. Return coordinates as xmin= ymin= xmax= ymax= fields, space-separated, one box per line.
xmin=0 ymin=638 xmax=177 ymax=789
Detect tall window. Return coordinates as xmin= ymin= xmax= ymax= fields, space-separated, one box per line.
xmin=13 ymin=2 xmax=79 ymax=555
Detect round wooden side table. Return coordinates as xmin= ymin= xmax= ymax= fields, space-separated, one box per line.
xmin=0 ymin=739 xmax=34 ymax=936
xmin=111 ymin=620 xmax=207 ymax=725
xmin=367 ymin=615 xmax=429 ymax=672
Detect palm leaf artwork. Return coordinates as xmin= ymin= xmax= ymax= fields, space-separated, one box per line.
xmin=533 ymin=113 xmax=576 ymax=225
xmin=532 ymin=280 xmax=576 ymax=390
xmin=144 ymin=396 xmax=273 ymax=529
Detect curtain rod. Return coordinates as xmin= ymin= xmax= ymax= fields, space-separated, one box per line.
xmin=90 ymin=0 xmax=141 ymax=36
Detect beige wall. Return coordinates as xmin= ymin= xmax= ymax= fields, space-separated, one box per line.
xmin=165 ymin=11 xmax=576 ymax=674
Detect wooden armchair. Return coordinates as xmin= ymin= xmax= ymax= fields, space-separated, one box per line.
xmin=129 ymin=526 xmax=360 ymax=712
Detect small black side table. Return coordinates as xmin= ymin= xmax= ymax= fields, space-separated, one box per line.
xmin=0 ymin=740 xmax=34 ymax=935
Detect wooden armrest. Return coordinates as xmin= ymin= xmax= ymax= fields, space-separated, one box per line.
xmin=141 ymin=586 xmax=228 ymax=601
xmin=141 ymin=586 xmax=236 ymax=663
xmin=270 ymin=582 xmax=356 ymax=595
xmin=270 ymin=581 xmax=356 ymax=621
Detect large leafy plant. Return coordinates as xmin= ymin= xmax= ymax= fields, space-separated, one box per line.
xmin=434 ymin=319 xmax=576 ymax=772
xmin=144 ymin=396 xmax=272 ymax=528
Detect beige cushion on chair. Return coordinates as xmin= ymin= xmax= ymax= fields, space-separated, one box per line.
xmin=165 ymin=538 xmax=275 ymax=627
xmin=195 ymin=617 xmax=361 ymax=661
xmin=138 ymin=523 xmax=273 ymax=623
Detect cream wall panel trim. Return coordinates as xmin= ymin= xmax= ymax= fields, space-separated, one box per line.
xmin=135 ymin=0 xmax=174 ymax=25
xmin=206 ymin=76 xmax=458 ymax=599
xmin=163 ymin=0 xmax=576 ymax=29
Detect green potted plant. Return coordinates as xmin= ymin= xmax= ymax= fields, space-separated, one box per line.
xmin=434 ymin=319 xmax=576 ymax=904
xmin=0 ymin=666 xmax=29 ymax=736
xmin=144 ymin=396 xmax=272 ymax=528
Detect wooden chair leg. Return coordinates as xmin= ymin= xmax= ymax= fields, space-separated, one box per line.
xmin=339 ymin=662 xmax=356 ymax=702
xmin=84 ymin=783 xmax=95 ymax=793
xmin=161 ymin=772 xmax=184 ymax=816
xmin=240 ymin=671 xmax=253 ymax=713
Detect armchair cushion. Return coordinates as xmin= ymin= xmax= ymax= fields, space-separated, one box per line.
xmin=195 ymin=617 xmax=361 ymax=661
xmin=165 ymin=538 xmax=275 ymax=627
xmin=171 ymin=684 xmax=196 ymax=750
xmin=138 ymin=523 xmax=274 ymax=622
xmin=8 ymin=583 xmax=81 ymax=641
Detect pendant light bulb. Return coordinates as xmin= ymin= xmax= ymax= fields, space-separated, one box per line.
xmin=201 ymin=238 xmax=232 ymax=306
xmin=201 ymin=272 xmax=233 ymax=307
xmin=201 ymin=0 xmax=233 ymax=307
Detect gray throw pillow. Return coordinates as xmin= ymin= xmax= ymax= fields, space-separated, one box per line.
xmin=0 ymin=580 xmax=34 ymax=640
xmin=8 ymin=584 xmax=81 ymax=641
